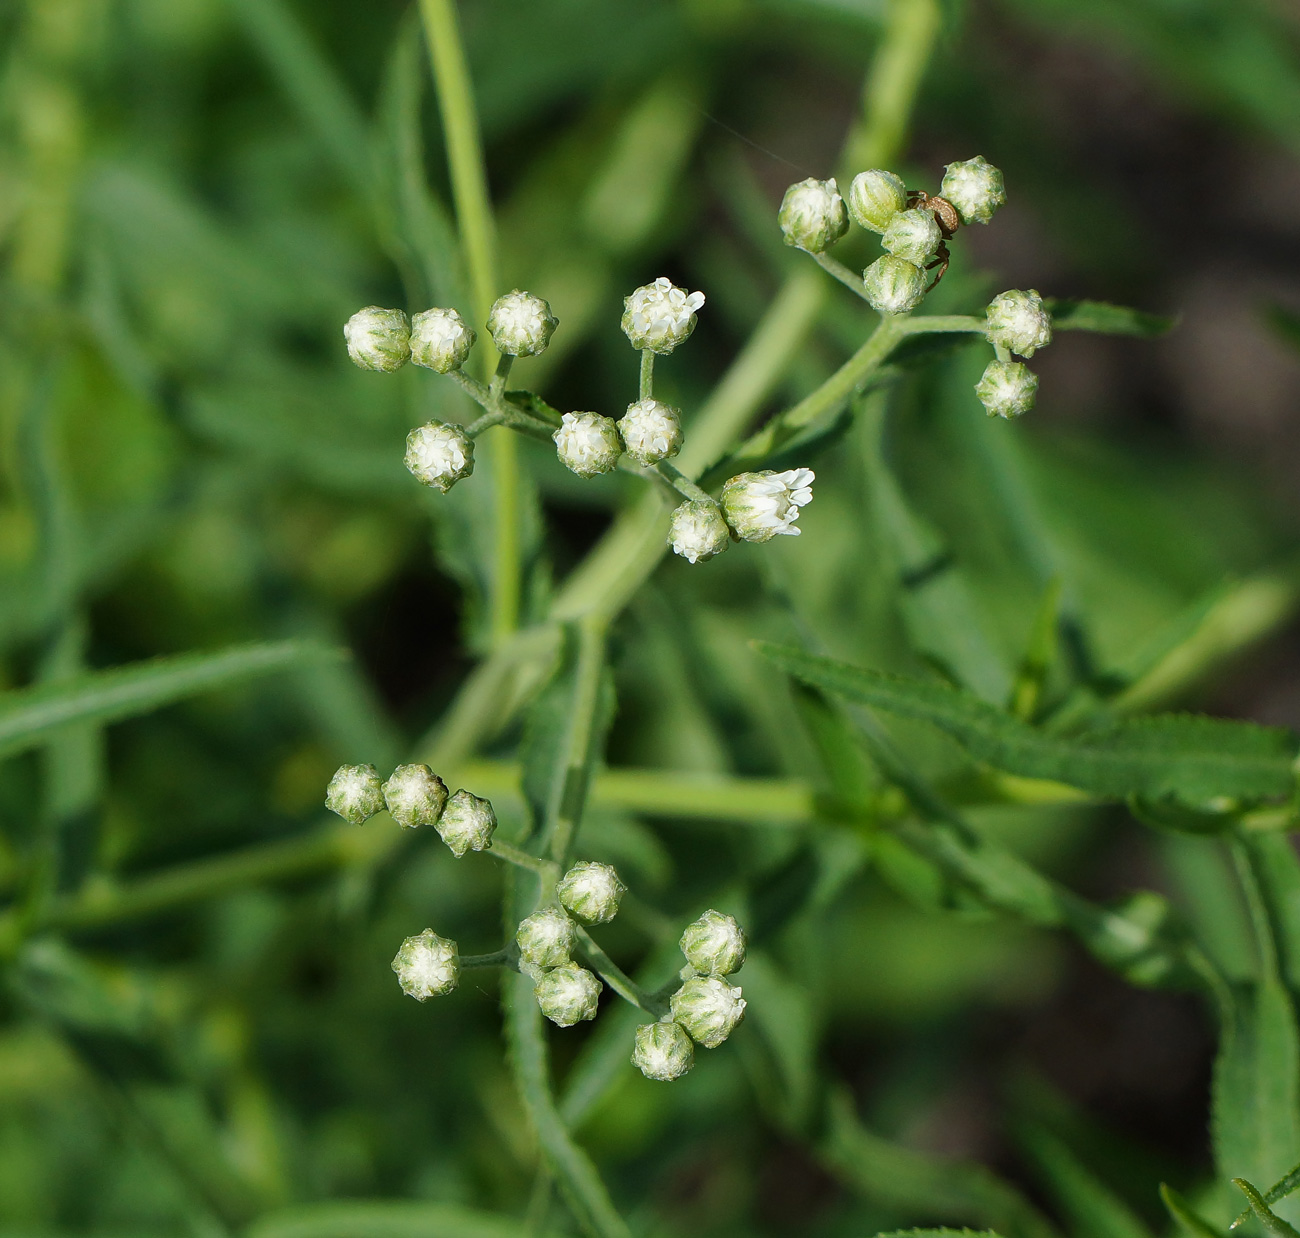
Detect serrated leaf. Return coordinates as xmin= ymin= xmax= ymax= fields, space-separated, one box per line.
xmin=1045 ymin=298 xmax=1176 ymax=337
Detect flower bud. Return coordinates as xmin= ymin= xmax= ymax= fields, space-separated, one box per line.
xmin=516 ymin=908 xmax=576 ymax=970
xmin=382 ymin=764 xmax=448 ymax=829
xmin=670 ymin=976 xmax=746 ymax=1048
xmin=410 ymin=307 xmax=475 ymax=373
xmin=940 ymin=156 xmax=1006 ymax=225
xmin=778 ymin=177 xmax=848 ymax=253
xmin=325 ymin=763 xmax=384 ymax=825
xmin=621 ymin=277 xmax=705 ymax=355
xmin=344 ymin=306 xmax=410 ymax=372
xmin=882 ymin=208 xmax=941 ymax=266
xmin=535 ymin=965 xmax=603 ymax=1027
xmin=391 ymin=928 xmax=459 ymax=1000
xmin=975 ymin=360 xmax=1038 ymax=419
xmin=617 ymin=399 xmax=682 ymax=466
xmin=668 ymin=499 xmax=731 ymax=565
xmin=985 ymin=289 xmax=1052 ymax=358
xmin=404 ymin=421 xmax=475 ymax=493
xmin=487 ymin=290 xmax=558 ymax=358
xmin=862 ymin=255 xmax=926 ymax=315
xmin=847 ymin=169 xmax=908 ymax=233
xmin=632 ymin=1018 xmax=694 ymax=1081
xmin=557 ymin=861 xmax=626 ymax=925
xmin=680 ymin=909 xmax=746 ymax=976
xmin=553 ymin=411 xmax=622 ymax=478
xmin=436 ymin=789 xmax=497 ymax=857
xmin=720 ymin=468 xmax=814 ymax=543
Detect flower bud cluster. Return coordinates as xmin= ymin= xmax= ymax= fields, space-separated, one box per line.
xmin=975 ymin=289 xmax=1053 ymax=418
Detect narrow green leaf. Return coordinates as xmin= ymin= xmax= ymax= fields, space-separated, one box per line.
xmin=1234 ymin=1178 xmax=1300 ymax=1238
xmin=1232 ymin=1157 xmax=1300 ymax=1231
xmin=1019 ymin=1123 xmax=1154 ymax=1238
xmin=873 ymin=1231 xmax=1005 ymax=1238
xmin=1159 ymin=1183 xmax=1224 ymax=1238
xmin=1009 ymin=578 xmax=1062 ymax=721
xmin=1240 ymin=834 xmax=1300 ymax=994
xmin=248 ymin=1200 xmax=550 ymax=1238
xmin=1045 ymin=298 xmax=1176 ymax=337
xmin=0 ymin=641 xmax=341 ymax=759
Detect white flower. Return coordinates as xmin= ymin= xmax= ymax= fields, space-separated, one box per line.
xmin=382 ymin=764 xmax=448 ymax=829
xmin=719 ymin=468 xmax=815 ymax=542
xmin=436 ymin=789 xmax=497 ymax=857
xmin=621 ymin=277 xmax=705 ymax=355
xmin=557 ymin=861 xmax=626 ymax=925
xmin=862 ymin=255 xmax=926 ymax=315
xmin=975 ymin=359 xmax=1038 ymax=419
xmin=632 ymin=1019 xmax=694 ymax=1081
xmin=680 ymin=909 xmax=746 ymax=976
xmin=404 ymin=421 xmax=475 ymax=493
xmin=535 ymin=965 xmax=602 ymax=1027
xmin=410 ymin=307 xmax=475 ymax=373
xmin=344 ymin=306 xmax=410 ymax=372
xmin=882 ymin=208 xmax=941 ymax=266
xmin=670 ymin=976 xmax=746 ymax=1048
xmin=392 ymin=929 xmax=459 ymax=1000
xmin=668 ymin=499 xmax=731 ymax=564
xmin=940 ymin=155 xmax=1006 ymax=225
xmin=847 ymin=169 xmax=908 ymax=233
xmin=553 ymin=411 xmax=622 ymax=478
xmin=778 ymin=177 xmax=849 ymax=253
xmin=325 ymin=763 xmax=384 ymax=825
xmin=516 ymin=908 xmax=576 ymax=971
xmin=617 ymin=399 xmax=682 ymax=466
xmin=985 ymin=289 xmax=1052 ymax=358
xmin=487 ymin=290 xmax=558 ymax=357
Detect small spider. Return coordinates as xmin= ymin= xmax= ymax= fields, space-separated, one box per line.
xmin=907 ymin=190 xmax=962 ymax=290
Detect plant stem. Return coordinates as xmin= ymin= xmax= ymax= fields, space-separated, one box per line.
xmin=575 ymin=925 xmax=669 ymax=1018
xmin=487 ymin=839 xmax=557 ymax=878
xmin=639 ymin=350 xmax=654 ymax=401
xmin=654 ymin=461 xmax=713 ymax=505
xmin=901 ymin=314 xmax=987 ymax=335
xmin=449 ymin=368 xmax=492 ymax=409
xmin=462 ymin=948 xmax=513 ymax=969
xmin=465 ymin=411 xmax=504 ymax=437
xmin=812 ymin=252 xmax=872 ymax=302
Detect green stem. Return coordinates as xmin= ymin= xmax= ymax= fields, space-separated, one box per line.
xmin=812 ymin=252 xmax=872 ymax=302
xmin=639 ymin=350 xmax=654 ymax=401
xmin=575 ymin=925 xmax=669 ymax=1018
xmin=449 ymin=368 xmax=493 ymax=409
xmin=901 ymin=314 xmax=987 ymax=335
xmin=490 ymin=352 xmax=514 ymax=399
xmin=487 ymin=838 xmax=557 ymax=878
xmin=465 ymin=411 xmax=504 ymax=437
xmin=462 ymin=948 xmax=513 ymax=969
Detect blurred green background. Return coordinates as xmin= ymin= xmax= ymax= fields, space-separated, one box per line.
xmin=4 ymin=0 xmax=1300 ymax=1234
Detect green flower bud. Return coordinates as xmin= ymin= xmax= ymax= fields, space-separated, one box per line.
xmin=621 ymin=277 xmax=705 ymax=355
xmin=617 ymin=399 xmax=682 ymax=466
xmin=720 ymin=469 xmax=815 ymax=543
xmin=975 ymin=360 xmax=1038 ymax=419
xmin=404 ymin=421 xmax=475 ymax=493
xmin=410 ymin=307 xmax=475 ymax=373
xmin=344 ymin=306 xmax=410 ymax=372
xmin=553 ymin=411 xmax=622 ymax=478
xmin=985 ymin=289 xmax=1052 ymax=358
xmin=382 ymin=764 xmax=448 ymax=829
xmin=436 ymin=789 xmax=497 ymax=857
xmin=670 ymin=976 xmax=746 ymax=1048
xmin=668 ymin=499 xmax=731 ymax=565
xmin=847 ymin=169 xmax=908 ymax=233
xmin=778 ymin=176 xmax=848 ymax=253
xmin=535 ymin=965 xmax=602 ymax=1027
xmin=325 ymin=763 xmax=384 ymax=825
xmin=516 ymin=908 xmax=575 ymax=970
xmin=862 ymin=255 xmax=926 ymax=315
xmin=487 ymin=290 xmax=558 ymax=357
xmin=680 ymin=909 xmax=746 ymax=976
xmin=940 ymin=156 xmax=1006 ymax=225
xmin=391 ymin=928 xmax=459 ymax=1000
xmin=632 ymin=1018 xmax=694 ymax=1081
xmin=882 ymin=208 xmax=941 ymax=266
xmin=557 ymin=861 xmax=626 ymax=925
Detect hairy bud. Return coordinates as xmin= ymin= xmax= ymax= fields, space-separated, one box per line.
xmin=882 ymin=208 xmax=941 ymax=266
xmin=720 ymin=469 xmax=815 ymax=542
xmin=621 ymin=277 xmax=705 ymax=355
xmin=985 ymin=289 xmax=1052 ymax=358
xmin=680 ymin=909 xmax=747 ymax=976
xmin=392 ymin=929 xmax=459 ymax=1000
xmin=535 ymin=965 xmax=603 ymax=1027
xmin=633 ymin=1018 xmax=694 ymax=1081
xmin=404 ymin=421 xmax=475 ymax=493
xmin=487 ymin=290 xmax=558 ymax=357
xmin=516 ymin=908 xmax=576 ymax=971
xmin=778 ymin=177 xmax=849 ymax=253
xmin=847 ymin=169 xmax=908 ymax=233
xmin=436 ymin=789 xmax=497 ymax=857
xmin=670 ymin=976 xmax=746 ymax=1048
xmin=557 ymin=861 xmax=626 ymax=925
xmin=554 ymin=411 xmax=622 ymax=478
xmin=325 ymin=763 xmax=384 ymax=825
xmin=668 ymin=499 xmax=731 ymax=565
xmin=862 ymin=255 xmax=926 ymax=315
xmin=940 ymin=156 xmax=1006 ymax=225
xmin=410 ymin=307 xmax=476 ymax=373
xmin=617 ymin=399 xmax=682 ymax=466
xmin=382 ymin=764 xmax=448 ymax=829
xmin=344 ymin=306 xmax=410 ymax=372
xmin=975 ymin=360 xmax=1038 ymax=419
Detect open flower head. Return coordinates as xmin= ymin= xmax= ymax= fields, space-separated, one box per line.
xmin=671 ymin=976 xmax=746 ymax=1048
xmin=847 ymin=169 xmax=908 ymax=233
xmin=487 ymin=290 xmax=558 ymax=357
xmin=720 ymin=469 xmax=815 ymax=542
xmin=617 ymin=399 xmax=682 ymax=466
xmin=668 ymin=499 xmax=731 ymax=565
xmin=344 ymin=306 xmax=410 ymax=372
xmin=404 ymin=421 xmax=474 ymax=493
xmin=882 ymin=207 xmax=942 ymax=266
xmin=535 ymin=965 xmax=603 ymax=1027
xmin=436 ymin=789 xmax=496 ymax=857
xmin=382 ymin=764 xmax=448 ymax=829
xmin=975 ymin=359 xmax=1038 ymax=419
xmin=862 ymin=255 xmax=926 ymax=315
xmin=410 ymin=307 xmax=476 ymax=373
xmin=392 ymin=929 xmax=459 ymax=1000
xmin=633 ymin=1019 xmax=695 ymax=1081
xmin=940 ymin=155 xmax=1006 ymax=225
xmin=621 ymin=277 xmax=705 ymax=355
xmin=778 ymin=177 xmax=848 ymax=253
xmin=680 ymin=909 xmax=747 ymax=976
xmin=516 ymin=908 xmax=576 ymax=971
xmin=325 ymin=764 xmax=384 ymax=825
xmin=986 ymin=289 xmax=1052 ymax=358
xmin=557 ymin=861 xmax=626 ymax=925
xmin=554 ymin=411 xmax=622 ymax=478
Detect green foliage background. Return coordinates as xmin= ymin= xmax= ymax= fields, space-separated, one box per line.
xmin=4 ymin=0 xmax=1300 ymax=1235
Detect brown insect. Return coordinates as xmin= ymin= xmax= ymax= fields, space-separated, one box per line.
xmin=907 ymin=190 xmax=962 ymax=290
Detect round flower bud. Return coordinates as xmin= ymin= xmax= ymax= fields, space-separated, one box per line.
xmin=632 ymin=1019 xmax=694 ymax=1082
xmin=344 ymin=306 xmax=410 ymax=372
xmin=985 ymin=289 xmax=1052 ymax=358
xmin=382 ymin=764 xmax=448 ymax=829
xmin=410 ymin=307 xmax=475 ymax=373
xmin=778 ymin=177 xmax=849 ymax=253
xmin=668 ymin=499 xmax=731 ymax=565
xmin=940 ymin=156 xmax=1006 ymax=225
xmin=670 ymin=976 xmax=746 ymax=1048
xmin=553 ymin=411 xmax=622 ymax=478
xmin=516 ymin=908 xmax=576 ymax=971
xmin=617 ymin=399 xmax=682 ymax=466
xmin=680 ymin=909 xmax=746 ymax=976
xmin=720 ymin=468 xmax=815 ymax=543
xmin=847 ymin=169 xmax=908 ymax=233
xmin=391 ymin=928 xmax=459 ymax=1000
xmin=882 ymin=208 xmax=941 ymax=266
xmin=404 ymin=421 xmax=475 ymax=493
xmin=557 ymin=861 xmax=626 ymax=925
xmin=325 ymin=763 xmax=384 ymax=825
xmin=435 ymin=789 xmax=497 ymax=857
xmin=975 ymin=359 xmax=1038 ymax=419
xmin=621 ymin=277 xmax=705 ymax=355
xmin=862 ymin=255 xmax=926 ymax=315
xmin=487 ymin=290 xmax=558 ymax=358
xmin=535 ymin=965 xmax=602 ymax=1027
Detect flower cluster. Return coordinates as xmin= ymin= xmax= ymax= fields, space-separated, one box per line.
xmin=975 ymin=288 xmax=1053 ymax=418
